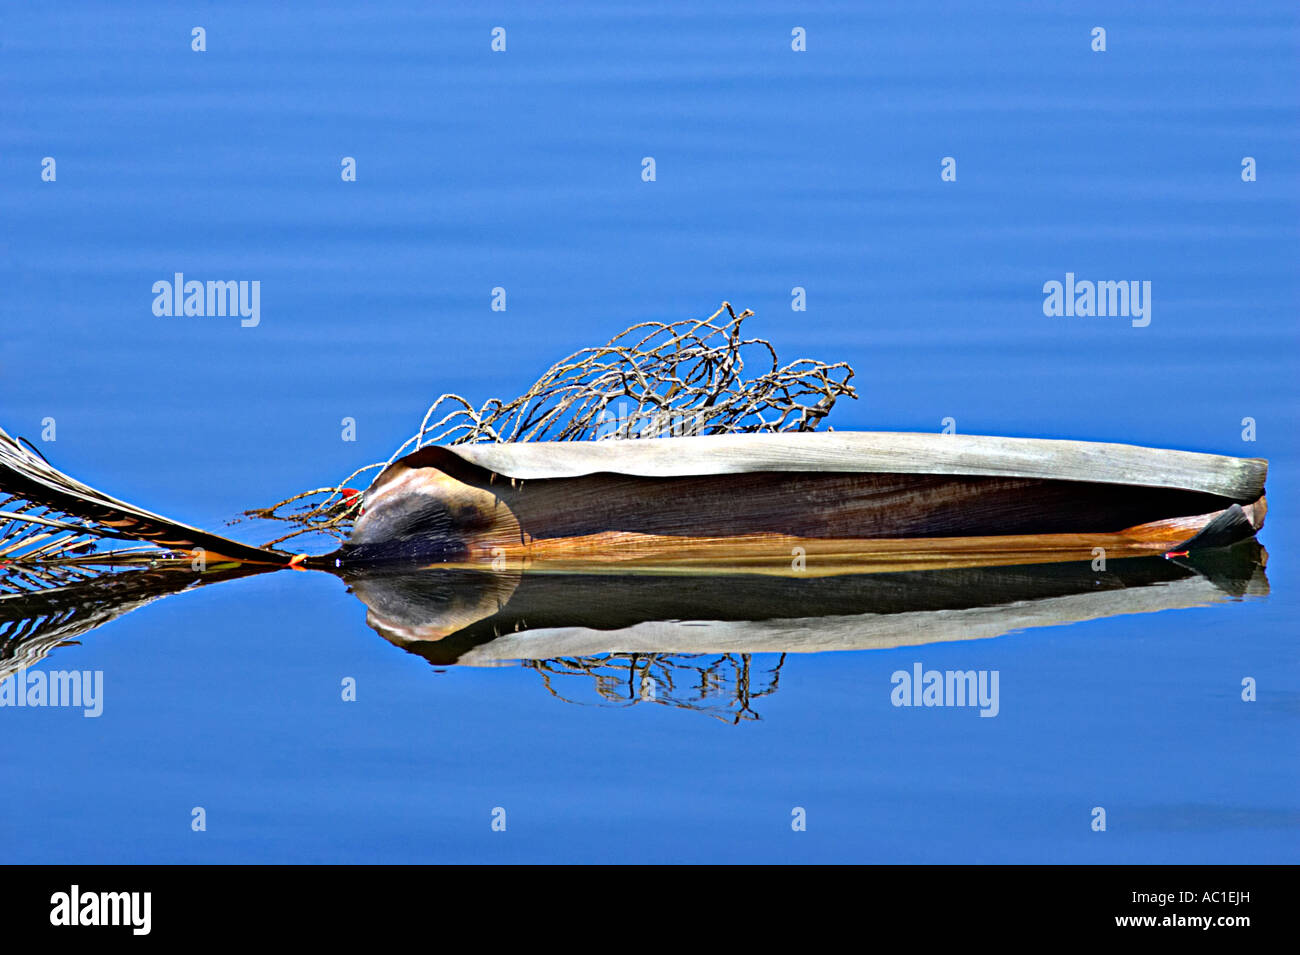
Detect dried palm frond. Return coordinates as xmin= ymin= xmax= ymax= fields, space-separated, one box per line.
xmin=0 ymin=426 xmax=290 ymax=576
xmin=0 ymin=301 xmax=857 ymax=572
xmin=249 ymin=302 xmax=858 ymax=547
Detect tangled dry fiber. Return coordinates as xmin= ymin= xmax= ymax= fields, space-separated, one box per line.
xmin=250 ymin=303 xmax=858 ymax=548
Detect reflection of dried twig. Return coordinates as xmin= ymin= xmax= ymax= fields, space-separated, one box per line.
xmin=522 ymin=652 xmax=787 ymax=725
xmin=248 ymin=302 xmax=856 ymax=548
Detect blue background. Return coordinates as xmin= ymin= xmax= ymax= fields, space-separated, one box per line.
xmin=1 ymin=1 xmax=1296 ymax=862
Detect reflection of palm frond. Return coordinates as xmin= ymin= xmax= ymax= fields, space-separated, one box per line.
xmin=249 ymin=302 xmax=857 ymax=547
xmin=0 ymin=561 xmax=270 ymax=681
xmin=0 ymin=551 xmax=105 ymax=595
xmin=523 ymin=652 xmax=787 ymax=725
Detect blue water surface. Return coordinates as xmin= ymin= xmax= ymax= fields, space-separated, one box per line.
xmin=0 ymin=1 xmax=1296 ymax=862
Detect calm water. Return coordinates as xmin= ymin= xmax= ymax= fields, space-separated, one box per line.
xmin=1 ymin=1 xmax=1297 ymax=862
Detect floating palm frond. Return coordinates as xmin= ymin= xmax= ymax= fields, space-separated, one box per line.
xmin=248 ymin=302 xmax=858 ymax=546
xmin=0 ymin=300 xmax=855 ymax=574
xmin=0 ymin=426 xmax=290 ymax=578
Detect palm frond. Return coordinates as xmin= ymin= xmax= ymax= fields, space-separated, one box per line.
xmin=0 ymin=426 xmax=290 ymax=567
